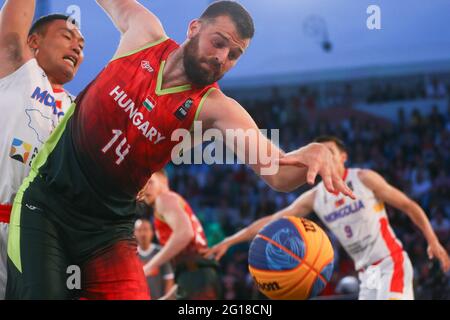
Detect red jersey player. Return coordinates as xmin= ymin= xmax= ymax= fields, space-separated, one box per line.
xmin=138 ymin=170 xmax=221 ymax=299
xmin=6 ymin=1 xmax=353 ymax=299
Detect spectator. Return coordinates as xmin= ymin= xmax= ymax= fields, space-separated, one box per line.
xmin=134 ymin=219 xmax=175 ymax=300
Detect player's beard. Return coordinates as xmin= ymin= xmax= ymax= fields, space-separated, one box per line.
xmin=183 ymin=34 xmax=224 ymax=86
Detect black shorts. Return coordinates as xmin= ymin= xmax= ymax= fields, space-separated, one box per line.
xmin=175 ymin=258 xmax=222 ymax=300
xmin=6 ymin=177 xmax=138 ymax=300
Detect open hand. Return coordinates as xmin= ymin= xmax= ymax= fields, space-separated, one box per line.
xmin=278 ymin=143 xmax=355 ymax=199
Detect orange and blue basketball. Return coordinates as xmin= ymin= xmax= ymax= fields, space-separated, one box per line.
xmin=248 ymin=217 xmax=334 ymax=300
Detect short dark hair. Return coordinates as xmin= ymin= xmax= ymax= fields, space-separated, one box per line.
xmin=314 ymin=135 xmax=347 ymax=153
xmin=29 ymin=14 xmax=78 ymax=36
xmin=200 ymin=1 xmax=255 ymax=39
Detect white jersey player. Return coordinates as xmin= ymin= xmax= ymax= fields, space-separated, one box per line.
xmin=313 ymin=168 xmax=415 ymax=299
xmin=0 ymin=0 xmax=84 ymax=299
xmin=204 ymin=136 xmax=450 ymax=300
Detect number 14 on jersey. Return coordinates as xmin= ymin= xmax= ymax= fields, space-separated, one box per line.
xmin=102 ymin=129 xmax=131 ymax=165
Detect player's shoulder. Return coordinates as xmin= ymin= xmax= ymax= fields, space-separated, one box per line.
xmin=0 ymin=42 xmax=33 ymax=79
xmin=0 ymin=58 xmax=40 ymax=84
xmin=356 ymin=168 xmax=379 ymax=181
xmin=202 ymin=87 xmax=225 ymax=105
xmin=110 ymin=35 xmax=171 ymax=62
xmin=159 ymin=190 xmax=181 ymax=202
xmin=156 ymin=191 xmax=183 ymax=209
xmin=200 ymin=89 xmax=248 ymax=123
xmin=356 ymin=168 xmax=388 ymax=190
xmin=204 ymin=89 xmax=239 ymax=107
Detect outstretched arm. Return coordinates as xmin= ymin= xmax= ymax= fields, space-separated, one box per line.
xmin=202 ymin=189 xmax=316 ymax=261
xmin=96 ymin=0 xmax=166 ymax=58
xmin=359 ymin=169 xmax=450 ymax=273
xmin=143 ymin=193 xmax=194 ymax=275
xmin=0 ymin=0 xmax=35 ymax=78
xmin=200 ymin=90 xmax=354 ymax=197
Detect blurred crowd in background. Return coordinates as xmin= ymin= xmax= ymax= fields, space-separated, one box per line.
xmin=136 ymin=74 xmax=450 ymax=299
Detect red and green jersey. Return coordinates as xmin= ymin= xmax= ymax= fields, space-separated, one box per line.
xmin=154 ymin=196 xmax=208 ymax=265
xmin=73 ymin=37 xmax=218 ymax=195
xmin=17 ymin=38 xmax=218 ymax=261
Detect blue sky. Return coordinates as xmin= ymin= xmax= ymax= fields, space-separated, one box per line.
xmin=1 ymin=0 xmax=450 ymax=94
